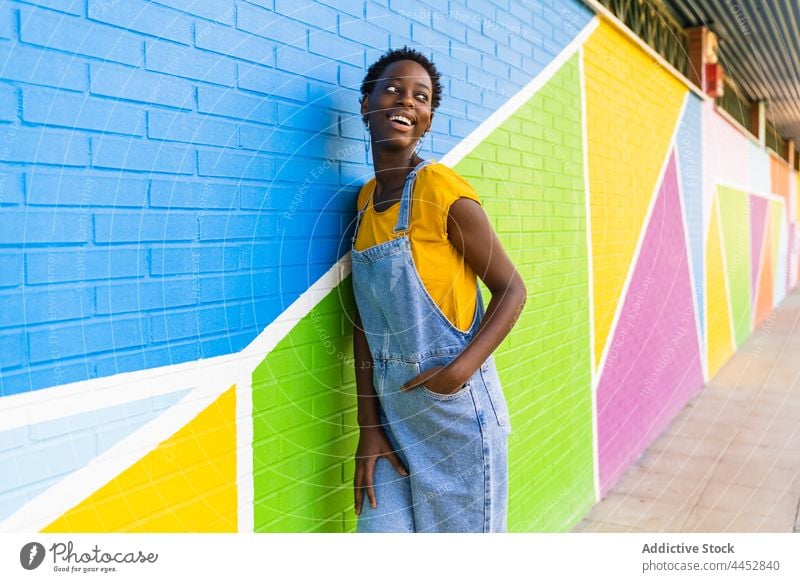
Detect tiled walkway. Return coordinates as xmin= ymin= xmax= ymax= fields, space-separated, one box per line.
xmin=574 ymin=287 xmax=800 ymax=533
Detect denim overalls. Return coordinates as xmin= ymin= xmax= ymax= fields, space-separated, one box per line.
xmin=351 ymin=159 xmax=512 ymax=533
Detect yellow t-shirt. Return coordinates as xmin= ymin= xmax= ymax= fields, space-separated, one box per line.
xmin=354 ymin=162 xmax=481 ymax=332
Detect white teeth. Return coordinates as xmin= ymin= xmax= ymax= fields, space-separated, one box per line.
xmin=389 ymin=114 xmax=413 ymax=126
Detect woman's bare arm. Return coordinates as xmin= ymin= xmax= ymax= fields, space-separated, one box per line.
xmin=352 ymin=306 xmax=408 ymax=515
xmin=402 ymin=198 xmax=526 ymax=393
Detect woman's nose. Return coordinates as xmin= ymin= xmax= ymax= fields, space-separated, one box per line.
xmin=396 ymin=91 xmax=414 ymax=106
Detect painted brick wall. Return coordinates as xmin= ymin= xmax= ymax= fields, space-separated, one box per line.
xmin=0 ymin=0 xmax=594 ymax=397
xmin=2 ymin=1 xmax=797 ymax=534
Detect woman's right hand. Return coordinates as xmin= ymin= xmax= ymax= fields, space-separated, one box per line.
xmin=353 ymin=425 xmax=409 ymax=515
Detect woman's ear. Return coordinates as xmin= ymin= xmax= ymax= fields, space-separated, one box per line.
xmin=360 ymin=95 xmax=369 ymax=124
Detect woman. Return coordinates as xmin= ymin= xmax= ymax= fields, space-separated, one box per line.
xmin=351 ymin=47 xmax=526 ymax=533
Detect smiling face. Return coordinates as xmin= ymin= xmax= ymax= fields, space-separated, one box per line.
xmin=361 ymin=59 xmax=434 ymax=154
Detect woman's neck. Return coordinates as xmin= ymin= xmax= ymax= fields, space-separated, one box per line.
xmin=370 ymin=147 xmax=424 ymax=194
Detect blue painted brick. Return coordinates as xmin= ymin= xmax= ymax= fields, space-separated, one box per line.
xmin=280 ymin=212 xmax=340 ymax=236
xmin=339 ymin=111 xmax=365 ymax=139
xmin=272 ymin=156 xmax=339 ymax=185
xmin=199 ymin=273 xmax=270 ymax=303
xmin=145 ymin=41 xmax=236 ymax=86
xmin=240 ymin=124 xmax=318 ymax=154
xmin=28 ymin=317 xmax=148 ymax=363
xmin=2 ymin=128 xmax=88 ymax=166
xmin=235 ymin=1 xmax=306 ymax=48
xmin=19 ymin=6 xmax=144 ymax=67
xmin=196 ymin=20 xmax=273 ymax=66
xmin=150 ymin=245 xmax=239 ymax=275
xmin=94 ymin=211 xmax=196 ymax=243
xmin=26 ymin=173 xmax=148 ymax=207
xmin=276 ymin=101 xmax=337 ymax=135
xmin=198 ymin=213 xmax=273 ymax=241
xmin=0 ymin=6 xmax=13 ymax=41
xmin=432 ymin=14 xmax=467 ymax=43
xmin=95 ymin=278 xmax=197 ymax=315
xmin=338 ymin=15 xmax=389 ymax=48
xmin=465 ymin=0 xmax=495 ymax=19
xmin=339 ymin=63 xmax=362 ymax=91
xmin=497 ymin=43 xmax=522 ymax=69
xmin=309 ymin=30 xmax=363 ymax=67
xmin=149 ymin=180 xmax=238 ymax=210
xmin=388 ymin=0 xmax=431 ymax=24
xmin=0 ymin=210 xmax=90 ymax=244
xmin=276 ymin=45 xmax=338 ymax=84
xmin=198 ymin=86 xmax=275 ymax=125
xmin=0 ymin=332 xmax=25 ymax=370
xmin=316 ymin=0 xmax=363 ymax=18
xmin=94 ymin=342 xmax=198 ymax=377
xmin=87 ymin=0 xmax=192 ymax=45
xmin=0 ymin=286 xmax=93 ymax=327
xmin=0 ymin=253 xmax=22 ymax=288
xmin=365 ymin=2 xmax=410 ymax=34
xmin=238 ymin=62 xmax=307 ymax=101
xmin=152 ymin=0 xmax=234 ymax=25
xmin=450 ymin=77 xmax=483 ymax=105
xmin=22 ymin=88 xmax=145 ymax=136
xmin=199 ymin=329 xmax=252 ymax=358
xmin=274 ymin=0 xmax=337 ymax=29
xmin=238 ymin=185 xmax=278 ymax=211
xmin=467 ymin=66 xmax=496 ymax=92
xmin=20 ymin=0 xmax=82 ymax=16
xmin=465 ymin=27 xmax=494 ymax=57
xmin=91 ymin=136 xmax=194 ymax=174
xmin=0 ymin=85 xmax=17 ymax=121
xmin=150 ymin=304 xmax=236 ymax=342
xmin=90 ymin=63 xmax=194 ymax=110
xmin=25 ymin=248 xmax=147 ymax=284
xmin=148 ymin=110 xmax=239 ymax=148
xmin=0 ymin=172 xmax=24 ymax=206
xmin=240 ymin=0 xmax=273 ymax=8
xmin=197 ymin=149 xmax=273 ymax=180
xmin=1 ymin=360 xmax=91 ymax=396
xmin=0 ymin=42 xmax=86 ymax=91
xmin=419 ymin=0 xmax=448 ymax=12
xmin=241 ymin=242 xmax=279 ymax=268
xmin=509 ymin=33 xmax=534 ymax=58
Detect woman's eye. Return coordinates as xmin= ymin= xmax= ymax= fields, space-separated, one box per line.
xmin=416 ymin=93 xmax=429 ymax=101
xmin=386 ymin=85 xmax=399 ymax=93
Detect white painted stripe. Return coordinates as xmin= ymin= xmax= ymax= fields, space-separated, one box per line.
xmin=440 ymin=17 xmax=600 ymax=168
xmin=594 ymin=94 xmax=690 ymax=382
xmin=579 ymin=41 xmax=601 ymax=503
xmin=0 ymin=381 xmax=230 ymax=532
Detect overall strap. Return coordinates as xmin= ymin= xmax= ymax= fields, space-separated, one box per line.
xmin=393 ymin=159 xmax=434 ymax=234
xmin=351 ymin=182 xmax=376 ymax=246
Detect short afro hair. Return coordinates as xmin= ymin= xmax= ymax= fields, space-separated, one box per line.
xmin=360 ymin=46 xmax=443 ymax=125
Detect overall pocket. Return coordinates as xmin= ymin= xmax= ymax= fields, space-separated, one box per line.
xmin=414 ymin=357 xmax=471 ymax=402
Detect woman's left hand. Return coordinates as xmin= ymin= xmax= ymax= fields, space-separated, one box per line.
xmin=401 ymin=365 xmax=467 ymax=396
